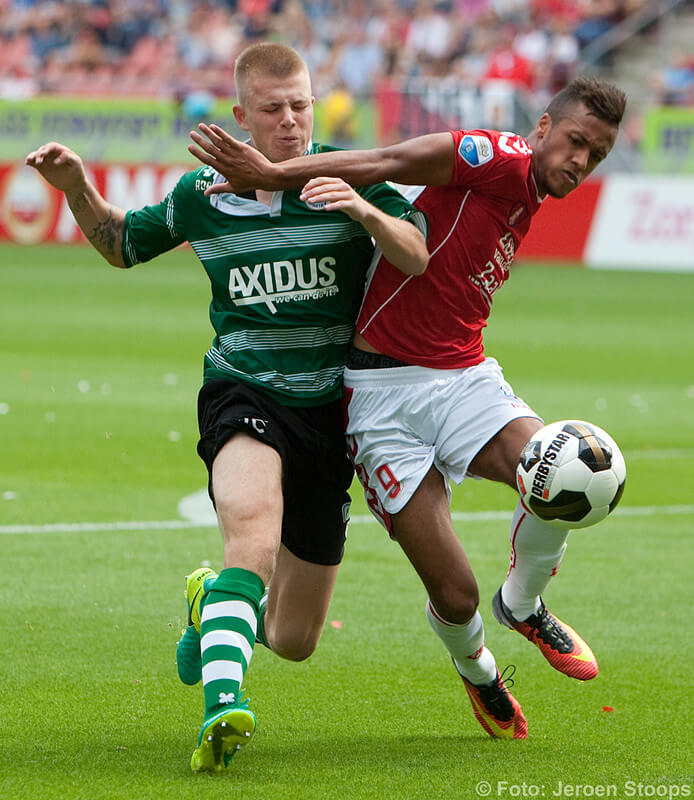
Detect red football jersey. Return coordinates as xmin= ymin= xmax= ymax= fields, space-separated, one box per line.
xmin=356 ymin=129 xmax=544 ymax=368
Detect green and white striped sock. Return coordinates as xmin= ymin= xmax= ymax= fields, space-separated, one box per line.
xmin=199 ymin=567 xmax=265 ymax=719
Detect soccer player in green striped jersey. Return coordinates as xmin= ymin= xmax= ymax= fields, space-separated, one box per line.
xmin=26 ymin=42 xmax=428 ymax=773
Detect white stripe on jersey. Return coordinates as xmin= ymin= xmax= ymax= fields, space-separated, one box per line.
xmin=190 ymin=221 xmax=367 ymax=259
xmin=206 ymin=347 xmax=345 ymax=393
xmin=166 ymin=192 xmax=176 ymax=238
xmin=358 ymin=191 xmax=470 ymax=336
xmin=430 ymin=191 xmax=469 ymax=257
xmin=358 ymin=275 xmax=415 ymax=336
xmin=218 ymin=324 xmax=353 ymax=352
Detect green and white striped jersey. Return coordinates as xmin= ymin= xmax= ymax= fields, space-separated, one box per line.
xmin=122 ymin=147 xmax=422 ymax=406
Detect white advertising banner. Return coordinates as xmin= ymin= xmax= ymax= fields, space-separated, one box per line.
xmin=585 ymin=175 xmax=694 ymax=272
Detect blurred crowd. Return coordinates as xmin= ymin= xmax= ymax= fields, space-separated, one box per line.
xmin=651 ymin=49 xmax=694 ymax=106
xmin=1 ymin=0 xmax=657 ymax=102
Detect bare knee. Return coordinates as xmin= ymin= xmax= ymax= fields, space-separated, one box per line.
xmin=266 ymin=625 xmax=321 ymax=662
xmin=430 ymin=580 xmax=479 ymax=625
xmin=214 ymin=491 xmax=281 ymax=581
xmin=215 ymin=489 xmax=275 ymax=532
xmin=470 ymin=416 xmax=544 ymax=487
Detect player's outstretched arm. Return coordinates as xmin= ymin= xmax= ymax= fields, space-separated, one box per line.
xmin=25 ymin=142 xmax=127 ymax=267
xmin=301 ymin=177 xmax=428 ymax=276
xmin=189 ymin=123 xmax=456 ymax=194
xmin=189 ymin=125 xmax=275 ymax=194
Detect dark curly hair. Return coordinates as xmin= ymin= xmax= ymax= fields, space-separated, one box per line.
xmin=546 ymin=77 xmax=627 ymax=126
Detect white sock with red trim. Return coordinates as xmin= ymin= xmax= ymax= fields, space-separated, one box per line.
xmin=501 ymin=499 xmax=570 ymax=621
xmin=425 ymin=600 xmax=497 ymax=685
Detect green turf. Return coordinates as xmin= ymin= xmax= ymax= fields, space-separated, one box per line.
xmin=1 ymin=243 xmax=692 ymax=799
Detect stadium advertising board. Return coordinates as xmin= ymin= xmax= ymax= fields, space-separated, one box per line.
xmin=643 ymin=107 xmax=694 ymax=174
xmin=0 ymin=162 xmax=186 ymax=244
xmin=518 ymin=180 xmax=602 ymax=262
xmin=3 ymin=162 xmax=692 ymax=272
xmin=0 ymin=97 xmax=241 ymax=164
xmin=584 ymin=175 xmax=694 ymax=272
xmin=520 ymin=176 xmax=694 ymax=272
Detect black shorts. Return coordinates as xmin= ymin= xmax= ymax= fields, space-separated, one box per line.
xmin=196 ymin=379 xmax=353 ymax=566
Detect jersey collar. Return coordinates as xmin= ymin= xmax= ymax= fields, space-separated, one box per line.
xmin=208 ymin=140 xmax=312 ymax=217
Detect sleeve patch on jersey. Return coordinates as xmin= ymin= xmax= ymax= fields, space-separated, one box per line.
xmin=458 ymin=135 xmax=494 ymax=168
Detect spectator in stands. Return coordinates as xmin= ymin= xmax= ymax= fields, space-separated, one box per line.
xmin=513 ymin=16 xmax=549 ymax=69
xmin=572 ymin=0 xmax=619 ymax=52
xmin=333 ymin=27 xmax=385 ymax=98
xmin=652 ymin=50 xmax=694 ymax=106
xmin=483 ymin=24 xmax=535 ymax=90
xmin=365 ymin=0 xmax=411 ymax=53
xmin=0 ymin=0 xmax=627 ymax=133
xmin=320 ymin=79 xmax=357 ymax=146
xmin=289 ymin=10 xmax=331 ymax=80
xmin=546 ymin=14 xmax=579 ymax=93
xmin=406 ymin=0 xmax=456 ymax=62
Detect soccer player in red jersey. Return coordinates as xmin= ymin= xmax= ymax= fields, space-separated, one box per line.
xmin=190 ymin=77 xmax=626 ymax=739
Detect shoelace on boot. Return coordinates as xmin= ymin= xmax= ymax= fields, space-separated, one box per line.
xmin=476 ymin=664 xmax=517 ymax=722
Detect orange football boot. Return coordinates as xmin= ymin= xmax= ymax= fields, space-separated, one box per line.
xmin=457 ymin=663 xmax=528 ymax=739
xmin=492 ymin=588 xmax=598 ymax=681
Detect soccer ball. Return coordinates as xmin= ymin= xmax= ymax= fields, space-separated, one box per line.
xmin=516 ymin=420 xmax=626 ymax=529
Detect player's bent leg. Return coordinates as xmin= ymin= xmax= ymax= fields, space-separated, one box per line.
xmin=392 ymin=466 xmax=527 ymax=737
xmin=212 ymin=435 xmax=284 ymax=581
xmin=493 ymin=500 xmax=598 ymax=681
xmin=471 ymin=422 xmax=598 ymax=681
xmin=391 ymin=466 xmax=479 ymax=624
xmin=262 ymin=544 xmax=339 ymax=661
xmin=501 ymin=500 xmax=568 ymax=620
xmin=189 ymin=435 xmax=282 ymax=772
xmin=427 ymin=601 xmax=528 ymax=739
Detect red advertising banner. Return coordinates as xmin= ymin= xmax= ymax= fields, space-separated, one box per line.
xmin=517 ymin=179 xmax=602 ymax=262
xmin=0 ymin=160 xmax=603 ymax=256
xmin=0 ymin=162 xmax=187 ymax=245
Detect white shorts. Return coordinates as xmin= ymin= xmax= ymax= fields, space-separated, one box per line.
xmin=343 ymin=357 xmax=540 ymax=531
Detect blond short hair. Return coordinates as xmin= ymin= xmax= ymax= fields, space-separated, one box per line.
xmin=234 ymin=43 xmax=310 ymax=105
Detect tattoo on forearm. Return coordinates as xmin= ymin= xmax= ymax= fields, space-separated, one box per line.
xmin=88 ymin=208 xmax=123 ymax=256
xmin=71 ymin=194 xmax=88 ymax=213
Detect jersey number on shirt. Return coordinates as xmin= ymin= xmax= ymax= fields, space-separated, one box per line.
xmin=498 ymin=134 xmax=532 ymax=157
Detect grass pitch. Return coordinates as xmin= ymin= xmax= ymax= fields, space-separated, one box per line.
xmin=1 ymin=243 xmax=692 ymax=799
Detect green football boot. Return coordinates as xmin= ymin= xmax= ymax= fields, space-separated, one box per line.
xmin=190 ymin=697 xmax=256 ymax=773
xmin=175 ymin=567 xmax=218 ymax=686
xmin=176 ymin=627 xmax=203 ymax=686
xmin=186 ymin=567 xmax=218 ymax=631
